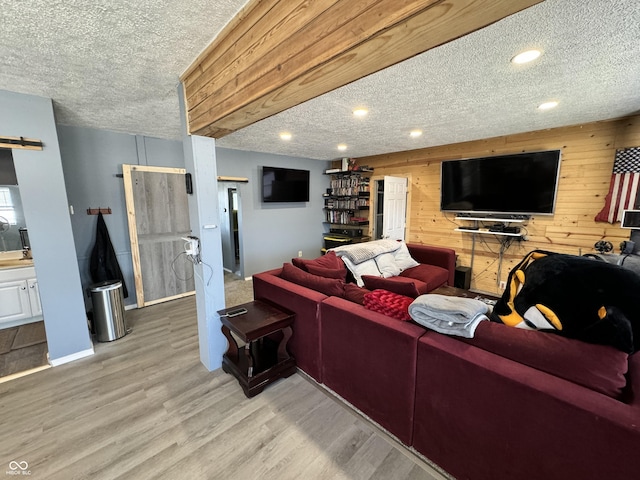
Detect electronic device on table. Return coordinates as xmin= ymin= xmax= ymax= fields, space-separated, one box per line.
xmin=223 ymin=307 xmax=248 ymax=317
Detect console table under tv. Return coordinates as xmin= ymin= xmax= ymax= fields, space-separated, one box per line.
xmin=454 ymin=215 xmax=530 ymax=291
xmin=454 ymin=216 xmax=528 ymax=237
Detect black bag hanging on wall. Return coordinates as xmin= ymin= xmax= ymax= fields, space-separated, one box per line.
xmin=90 ymin=212 xmax=129 ymax=298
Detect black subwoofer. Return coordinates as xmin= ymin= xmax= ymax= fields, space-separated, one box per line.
xmin=454 ymin=266 xmax=471 ymax=290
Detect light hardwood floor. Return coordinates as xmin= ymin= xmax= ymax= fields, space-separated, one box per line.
xmin=0 ymin=296 xmax=448 ymax=480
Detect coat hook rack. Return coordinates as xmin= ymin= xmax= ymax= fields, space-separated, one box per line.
xmin=87 ymin=207 xmax=112 ymax=215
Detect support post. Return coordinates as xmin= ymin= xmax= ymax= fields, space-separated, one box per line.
xmin=178 ymin=84 xmax=226 ymax=371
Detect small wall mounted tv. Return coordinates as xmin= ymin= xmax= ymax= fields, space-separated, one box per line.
xmin=440 ymin=150 xmax=561 ymax=216
xmin=262 ymin=166 xmax=310 ymax=203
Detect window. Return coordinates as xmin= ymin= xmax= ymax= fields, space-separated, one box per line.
xmin=0 ymin=187 xmax=16 ymax=224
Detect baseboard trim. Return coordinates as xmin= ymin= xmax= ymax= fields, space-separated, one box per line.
xmin=49 ymin=347 xmax=95 ymax=367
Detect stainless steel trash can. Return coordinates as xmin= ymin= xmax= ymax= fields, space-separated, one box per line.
xmin=90 ymin=280 xmax=127 ymax=342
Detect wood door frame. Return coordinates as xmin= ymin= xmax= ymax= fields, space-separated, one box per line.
xmin=122 ymin=164 xmax=191 ymax=307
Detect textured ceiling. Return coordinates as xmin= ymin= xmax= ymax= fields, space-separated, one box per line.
xmin=1 ymin=0 xmax=639 ymax=161
xmin=0 ymin=0 xmax=246 ymax=139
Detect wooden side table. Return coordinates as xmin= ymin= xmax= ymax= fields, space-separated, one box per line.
xmin=218 ymin=300 xmax=296 ymax=397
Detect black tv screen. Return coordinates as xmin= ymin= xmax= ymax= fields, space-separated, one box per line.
xmin=440 ymin=150 xmax=561 ymax=216
xmin=262 ymin=166 xmax=310 ymax=203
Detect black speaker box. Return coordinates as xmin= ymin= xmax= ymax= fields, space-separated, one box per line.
xmin=454 ymin=266 xmax=471 ymax=290
xmin=621 ymin=240 xmax=636 ymax=254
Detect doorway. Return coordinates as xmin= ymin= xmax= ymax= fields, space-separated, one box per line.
xmin=374 ymin=179 xmax=385 ymax=240
xmin=0 ymin=148 xmax=49 ymax=379
xmin=218 ymin=182 xmax=243 ymax=278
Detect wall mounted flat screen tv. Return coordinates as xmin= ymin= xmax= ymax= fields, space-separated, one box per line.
xmin=262 ymin=166 xmax=310 ymax=203
xmin=440 ymin=150 xmax=561 ymax=216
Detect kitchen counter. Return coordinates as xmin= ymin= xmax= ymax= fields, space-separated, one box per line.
xmin=0 ymin=258 xmax=34 ymax=270
xmin=0 ymin=250 xmax=33 ymax=270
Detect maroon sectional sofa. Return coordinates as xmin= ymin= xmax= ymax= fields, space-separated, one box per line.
xmin=252 ymin=244 xmax=640 ymax=480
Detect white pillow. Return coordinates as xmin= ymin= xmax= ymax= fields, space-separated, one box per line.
xmin=394 ymin=242 xmax=420 ymax=271
xmin=375 ymin=252 xmax=402 ymax=278
xmin=341 ymin=257 xmax=381 ymax=287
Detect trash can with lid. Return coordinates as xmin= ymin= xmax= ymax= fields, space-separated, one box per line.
xmin=90 ymin=280 xmax=127 ymax=342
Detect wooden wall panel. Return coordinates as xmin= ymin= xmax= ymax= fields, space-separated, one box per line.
xmin=357 ymin=115 xmax=640 ymax=295
xmin=181 ymin=0 xmax=542 ymax=138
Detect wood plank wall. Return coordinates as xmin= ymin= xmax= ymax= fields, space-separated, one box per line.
xmin=356 ymin=115 xmax=640 ymax=295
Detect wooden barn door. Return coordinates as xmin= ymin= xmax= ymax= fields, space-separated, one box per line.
xmin=122 ymin=165 xmax=194 ymax=307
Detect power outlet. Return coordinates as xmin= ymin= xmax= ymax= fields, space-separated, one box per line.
xmin=499 ymin=280 xmax=507 ymax=290
xmin=298 ymin=250 xmax=303 ymax=258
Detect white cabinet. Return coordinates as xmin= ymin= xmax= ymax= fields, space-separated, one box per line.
xmin=0 ymin=266 xmax=43 ymax=328
xmin=27 ymin=278 xmax=42 ymax=317
xmin=0 ymin=280 xmax=31 ymax=323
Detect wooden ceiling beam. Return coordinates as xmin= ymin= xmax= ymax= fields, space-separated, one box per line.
xmin=181 ymin=0 xmax=542 ymax=138
xmin=186 ymin=0 xmax=437 ymax=132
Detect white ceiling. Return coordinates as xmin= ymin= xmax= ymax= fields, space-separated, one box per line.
xmin=1 ymin=0 xmax=639 ymax=161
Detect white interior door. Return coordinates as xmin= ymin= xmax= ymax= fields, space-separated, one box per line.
xmin=382 ymin=176 xmax=408 ymax=240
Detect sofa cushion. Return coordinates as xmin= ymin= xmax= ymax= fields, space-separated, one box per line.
xmin=362 ymin=275 xmax=426 ymax=298
xmin=306 ymin=264 xmax=345 ymax=279
xmin=400 ymin=264 xmax=449 ymax=291
xmin=375 ymin=252 xmax=402 ymax=277
xmin=342 ymin=283 xmax=371 ymax=305
xmin=341 ymin=257 xmax=382 ymax=287
xmin=363 ymin=289 xmax=414 ymax=321
xmin=280 ymin=262 xmax=345 ymax=297
xmin=460 ymin=321 xmax=629 ymax=398
xmin=395 ymin=241 xmax=420 ymax=271
xmin=292 ymin=251 xmax=347 ymax=280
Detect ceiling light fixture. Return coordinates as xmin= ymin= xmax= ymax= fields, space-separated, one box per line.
xmin=353 ymin=108 xmax=368 ymax=117
xmin=511 ymin=49 xmax=542 ymax=64
xmin=337 ymin=144 xmax=348 ymax=151
xmin=538 ymin=101 xmax=558 ymax=110
xmin=410 ymin=130 xmax=423 ymax=138
xmin=279 ymin=132 xmax=292 ymax=141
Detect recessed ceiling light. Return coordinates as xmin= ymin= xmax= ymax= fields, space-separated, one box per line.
xmin=353 ymin=108 xmax=368 ymax=117
xmin=279 ymin=132 xmax=292 ymax=141
xmin=538 ymin=101 xmax=558 ymax=110
xmin=337 ymin=144 xmax=348 ymax=151
xmin=511 ymin=49 xmax=542 ymax=64
xmin=410 ymin=130 xmax=423 ymax=138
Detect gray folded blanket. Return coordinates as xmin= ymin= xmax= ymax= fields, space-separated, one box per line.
xmin=408 ymin=294 xmax=489 ymax=338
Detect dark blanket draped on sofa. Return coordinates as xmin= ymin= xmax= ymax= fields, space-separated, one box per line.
xmin=90 ymin=212 xmax=128 ymax=298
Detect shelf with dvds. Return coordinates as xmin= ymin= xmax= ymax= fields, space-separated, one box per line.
xmin=323 ymin=168 xmax=373 ymax=251
xmin=323 ymin=171 xmax=371 ymax=226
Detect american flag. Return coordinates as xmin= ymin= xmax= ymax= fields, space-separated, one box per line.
xmin=594 ymin=147 xmax=640 ymax=224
